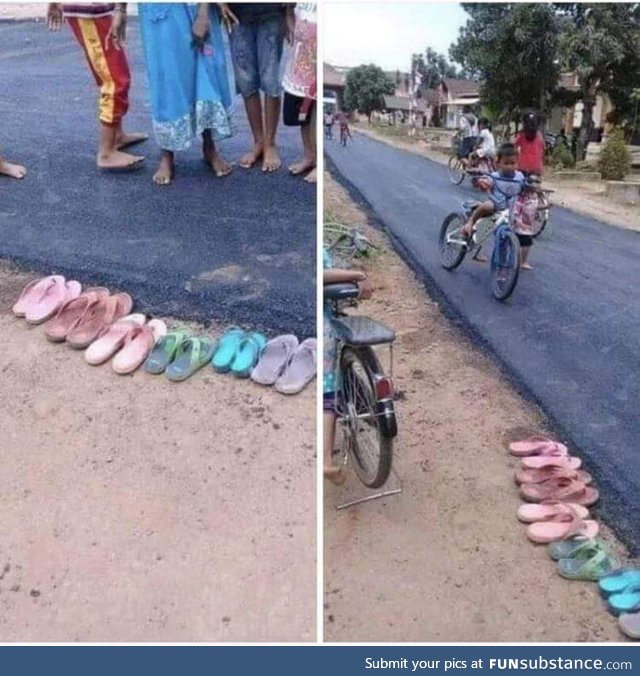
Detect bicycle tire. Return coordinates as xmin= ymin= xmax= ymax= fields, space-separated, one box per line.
xmin=531 ymin=193 xmax=549 ymax=239
xmin=491 ymin=229 xmax=520 ymax=301
xmin=447 ymin=154 xmax=465 ymax=185
xmin=340 ymin=346 xmax=393 ymax=489
xmin=439 ymin=212 xmax=468 ymax=270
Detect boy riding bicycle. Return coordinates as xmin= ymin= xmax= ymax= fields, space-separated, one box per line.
xmin=468 ymin=117 xmax=496 ymax=171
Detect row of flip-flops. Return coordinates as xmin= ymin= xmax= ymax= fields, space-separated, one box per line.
xmin=12 ymin=275 xmax=166 ymax=374
xmin=11 ymin=275 xmax=317 ymax=390
xmin=147 ymin=328 xmax=316 ymax=393
xmin=509 ymin=435 xmax=638 ymax=640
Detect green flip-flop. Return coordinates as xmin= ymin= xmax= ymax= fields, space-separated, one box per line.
xmin=144 ymin=329 xmax=190 ymax=375
xmin=166 ymin=336 xmax=216 ymax=382
xmin=230 ymin=332 xmax=267 ymax=378
xmin=211 ymin=327 xmax=245 ymax=373
xmin=548 ymin=536 xmax=599 ymax=561
xmin=556 ymin=542 xmax=619 ymax=581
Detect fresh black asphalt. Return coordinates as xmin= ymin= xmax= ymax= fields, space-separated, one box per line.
xmin=0 ymin=19 xmax=315 ymax=336
xmin=326 ymin=132 xmax=640 ymax=554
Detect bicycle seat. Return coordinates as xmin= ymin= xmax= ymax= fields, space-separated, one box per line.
xmin=324 ymin=283 xmax=360 ymax=300
xmin=331 ymin=315 xmax=396 ymax=346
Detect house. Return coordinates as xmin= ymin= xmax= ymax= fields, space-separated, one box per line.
xmin=323 ymin=63 xmax=347 ymax=111
xmin=437 ymin=78 xmax=481 ymax=129
xmin=380 ymin=95 xmax=428 ymax=125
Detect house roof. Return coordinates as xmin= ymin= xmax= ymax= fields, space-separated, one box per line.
xmin=559 ymin=72 xmax=580 ymax=92
xmin=324 ymin=63 xmax=347 ymax=88
xmin=442 ymin=78 xmax=480 ymax=97
xmin=383 ymin=95 xmax=427 ymax=113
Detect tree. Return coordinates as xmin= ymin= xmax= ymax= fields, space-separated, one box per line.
xmin=450 ymin=3 xmax=561 ymax=126
xmin=344 ymin=64 xmax=395 ymax=121
xmin=555 ymin=4 xmax=640 ymax=156
xmin=412 ymin=48 xmax=459 ymax=92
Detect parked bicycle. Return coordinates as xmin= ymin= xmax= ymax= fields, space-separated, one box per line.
xmin=324 ymin=221 xmax=378 ymax=263
xmin=324 ymin=283 xmax=398 ymax=488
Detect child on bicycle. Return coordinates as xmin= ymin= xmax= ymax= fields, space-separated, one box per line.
xmin=460 ymin=143 xmax=525 ymax=255
xmin=470 ymin=118 xmax=496 ymax=171
xmin=323 ymin=249 xmax=372 ymax=484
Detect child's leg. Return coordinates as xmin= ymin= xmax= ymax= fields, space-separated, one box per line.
xmin=291 ymin=101 xmax=316 ymax=178
xmin=518 ymin=235 xmax=533 ymax=269
xmin=152 ymin=150 xmax=174 ymax=186
xmin=257 ymin=17 xmax=284 ymax=172
xmin=0 ymin=152 xmax=27 ymax=179
xmin=202 ymin=129 xmax=232 ymax=178
xmin=461 ymin=200 xmax=494 ymax=237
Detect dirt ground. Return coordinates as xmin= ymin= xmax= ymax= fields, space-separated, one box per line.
xmin=354 ymin=125 xmax=640 ymax=232
xmin=323 ymin=172 xmax=633 ymax=643
xmin=0 ymin=263 xmax=315 ymax=642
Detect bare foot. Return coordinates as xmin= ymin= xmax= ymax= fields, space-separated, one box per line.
xmin=115 ymin=131 xmax=149 ymax=150
xmin=520 ymin=262 xmax=533 ymax=270
xmin=97 ymin=149 xmax=144 ymax=171
xmin=0 ymin=159 xmax=27 ymax=179
xmin=239 ymin=142 xmax=263 ymax=169
xmin=324 ymin=465 xmax=347 ymax=486
xmin=262 ymin=145 xmax=281 ymax=173
xmin=152 ymin=153 xmax=174 ymax=186
xmin=304 ymin=167 xmax=317 ymax=183
xmin=473 ymin=254 xmax=488 ymax=263
xmin=289 ymin=157 xmax=315 ymax=176
xmin=204 ymin=146 xmax=232 ymax=178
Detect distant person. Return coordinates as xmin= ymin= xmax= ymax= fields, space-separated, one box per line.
xmin=47 ymin=2 xmax=147 ymax=171
xmin=282 ymin=2 xmax=317 ymax=183
xmin=557 ymin=128 xmax=568 ymax=149
xmin=470 ymin=117 xmax=496 ymax=169
xmin=514 ymin=111 xmax=545 ymax=176
xmin=221 ymin=3 xmax=292 ymax=172
xmin=324 ymin=110 xmax=335 ymax=139
xmin=138 ymin=3 xmax=233 ymax=186
xmin=458 ymin=106 xmax=478 ymax=161
xmin=0 ymin=150 xmax=26 ymax=180
xmin=337 ymin=111 xmax=352 ymax=146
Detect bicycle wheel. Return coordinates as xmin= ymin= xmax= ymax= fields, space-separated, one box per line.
xmin=439 ymin=212 xmax=468 ymax=270
xmin=447 ymin=154 xmax=465 ymax=185
xmin=531 ymin=193 xmax=550 ymax=239
xmin=340 ymin=346 xmax=393 ymax=488
xmin=490 ymin=229 xmax=520 ymax=301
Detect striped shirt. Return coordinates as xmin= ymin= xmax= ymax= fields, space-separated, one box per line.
xmin=62 ymin=4 xmax=116 ymax=18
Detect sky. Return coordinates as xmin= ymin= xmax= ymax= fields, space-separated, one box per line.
xmin=324 ymin=2 xmax=468 ymax=72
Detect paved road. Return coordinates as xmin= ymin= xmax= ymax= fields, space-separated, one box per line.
xmin=327 ymin=132 xmax=640 ymax=554
xmin=0 ymin=20 xmax=315 ymax=336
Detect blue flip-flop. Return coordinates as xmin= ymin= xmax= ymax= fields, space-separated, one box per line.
xmin=599 ymin=569 xmax=640 ymax=597
xmin=230 ymin=332 xmax=267 ymax=378
xmin=211 ymin=327 xmax=245 ymax=373
xmin=608 ymin=584 xmax=640 ymax=615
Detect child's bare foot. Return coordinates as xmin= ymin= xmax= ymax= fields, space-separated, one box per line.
xmin=152 ymin=153 xmax=174 ymax=186
xmin=289 ymin=157 xmax=315 ymax=176
xmin=239 ymin=142 xmax=263 ymax=169
xmin=97 ymin=149 xmax=144 ymax=171
xmin=324 ymin=465 xmax=347 ymax=486
xmin=204 ymin=146 xmax=232 ymax=177
xmin=0 ymin=159 xmax=27 ymax=179
xmin=262 ymin=145 xmax=281 ymax=172
xmin=473 ymin=254 xmax=488 ymax=263
xmin=115 ymin=131 xmax=149 ymax=150
xmin=520 ymin=262 xmax=533 ymax=270
xmin=304 ymin=167 xmax=317 ymax=183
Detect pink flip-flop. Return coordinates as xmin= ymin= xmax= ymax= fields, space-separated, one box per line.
xmin=66 ymin=292 xmax=133 ymax=349
xmin=517 ymin=500 xmax=590 ymax=523
xmin=111 ymin=319 xmax=167 ymax=374
xmin=526 ymin=506 xmax=599 ymax=544
xmin=509 ymin=436 xmax=568 ymax=457
xmin=515 ymin=466 xmax=592 ymax=486
xmin=25 ymin=276 xmax=70 ymax=324
xmin=521 ymin=454 xmax=582 ymax=470
xmin=12 ymin=275 xmax=65 ymax=317
xmin=85 ymin=313 xmax=146 ymax=365
xmin=520 ymin=476 xmax=599 ymax=506
xmin=45 ymin=288 xmax=109 ymax=342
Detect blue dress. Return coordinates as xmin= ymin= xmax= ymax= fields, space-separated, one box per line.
xmin=139 ymin=3 xmax=233 ymax=152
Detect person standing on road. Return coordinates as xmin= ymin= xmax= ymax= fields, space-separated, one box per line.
xmin=282 ymin=2 xmax=317 ymax=183
xmin=220 ymin=3 xmax=292 ymax=173
xmin=324 ymin=110 xmax=335 ymax=139
xmin=514 ymin=111 xmax=545 ymax=177
xmin=138 ymin=3 xmax=234 ymax=186
xmin=47 ymin=2 xmax=147 ymax=171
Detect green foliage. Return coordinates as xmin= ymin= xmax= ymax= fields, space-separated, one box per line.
xmin=412 ymin=48 xmax=460 ymax=92
xmin=344 ymin=65 xmax=395 ymax=120
xmin=450 ymin=3 xmax=561 ymax=121
xmin=597 ymin=128 xmax=632 ymax=180
xmin=550 ymin=143 xmax=575 ymax=169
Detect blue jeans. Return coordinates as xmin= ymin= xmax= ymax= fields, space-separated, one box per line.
xmin=229 ymin=16 xmax=284 ymax=98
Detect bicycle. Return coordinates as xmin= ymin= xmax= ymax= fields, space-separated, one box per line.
xmin=448 ymin=152 xmax=495 ymax=186
xmin=438 ymin=178 xmax=524 ymax=301
xmin=530 ymin=185 xmax=554 ymax=239
xmin=324 ymin=282 xmax=398 ymax=488
xmin=324 ymin=221 xmax=378 ymax=263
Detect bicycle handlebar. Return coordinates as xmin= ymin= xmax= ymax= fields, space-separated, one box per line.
xmin=324 ymin=283 xmax=360 ymax=300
